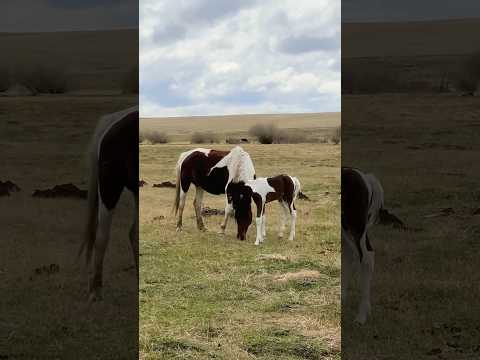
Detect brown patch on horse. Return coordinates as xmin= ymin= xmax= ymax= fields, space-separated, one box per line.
xmin=266 ymin=175 xmax=295 ymax=206
xmin=179 ymin=150 xmax=230 ymax=195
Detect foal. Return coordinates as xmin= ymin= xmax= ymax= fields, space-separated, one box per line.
xmin=342 ymin=166 xmax=384 ymax=324
xmin=228 ymin=175 xmax=301 ymax=245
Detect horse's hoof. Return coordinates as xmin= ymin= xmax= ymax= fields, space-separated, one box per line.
xmin=88 ymin=291 xmax=102 ymax=303
xmin=176 ymin=227 xmax=182 ymax=232
xmin=288 ymin=237 xmax=294 ymax=241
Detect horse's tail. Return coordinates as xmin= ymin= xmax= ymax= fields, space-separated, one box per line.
xmin=172 ymin=154 xmax=183 ymax=216
xmin=292 ymin=176 xmax=301 ymax=200
xmin=78 ymin=136 xmax=99 ymax=265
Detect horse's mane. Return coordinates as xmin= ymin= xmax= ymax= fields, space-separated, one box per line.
xmin=211 ymin=146 xmax=256 ymax=186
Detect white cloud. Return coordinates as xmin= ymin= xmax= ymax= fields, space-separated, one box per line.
xmin=140 ymin=0 xmax=340 ymax=117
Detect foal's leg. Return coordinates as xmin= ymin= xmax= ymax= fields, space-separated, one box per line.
xmin=261 ymin=205 xmax=266 ymax=241
xmin=288 ymin=201 xmax=297 ymax=241
xmin=129 ymin=191 xmax=139 ymax=279
xmin=193 ymin=187 xmax=206 ymax=231
xmin=220 ymin=197 xmax=233 ymax=234
xmin=254 ymin=203 xmax=264 ymax=246
xmin=278 ymin=201 xmax=288 ymax=238
xmin=176 ymin=188 xmax=187 ymax=232
xmin=341 ymin=227 xmax=355 ymax=304
xmin=89 ymin=199 xmax=113 ymax=302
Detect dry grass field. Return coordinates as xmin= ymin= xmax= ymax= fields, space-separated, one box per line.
xmin=342 ymin=17 xmax=480 ymax=359
xmin=141 ymin=113 xmax=340 ymax=143
xmin=139 ymin=116 xmax=341 ymax=359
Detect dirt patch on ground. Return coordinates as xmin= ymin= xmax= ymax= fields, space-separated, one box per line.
xmin=256 ymin=254 xmax=290 ymax=261
xmin=274 ymin=270 xmax=322 ymax=283
xmin=152 ymin=181 xmax=175 ymax=188
xmin=32 ymin=183 xmax=87 ymax=199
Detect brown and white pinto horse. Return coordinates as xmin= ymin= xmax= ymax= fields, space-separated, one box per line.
xmin=227 ymin=175 xmax=301 ymax=245
xmin=78 ymin=106 xmax=139 ymax=302
xmin=342 ymin=166 xmax=385 ymax=324
xmin=173 ymin=146 xmax=256 ymax=239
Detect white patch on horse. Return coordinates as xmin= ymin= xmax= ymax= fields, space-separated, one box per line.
xmin=289 ymin=176 xmax=301 ymax=199
xmin=209 ymin=146 xmax=255 ymax=187
xmin=352 ymin=169 xmax=384 ymax=227
xmin=245 ymin=177 xmax=275 ymax=204
xmin=96 ymin=105 xmax=138 ymax=158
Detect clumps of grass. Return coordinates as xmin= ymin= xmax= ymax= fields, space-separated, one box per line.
xmin=122 ymin=65 xmax=139 ymax=94
xmin=140 ymin=130 xmax=169 ymax=144
xmin=456 ymin=51 xmax=480 ymax=95
xmin=243 ymin=328 xmax=332 ymax=359
xmin=249 ymin=123 xmax=307 ymax=144
xmin=151 ymin=337 xmax=205 ymax=356
xmin=191 ymin=131 xmax=219 ymax=144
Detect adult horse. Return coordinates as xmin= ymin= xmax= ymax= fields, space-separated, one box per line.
xmin=173 ymin=146 xmax=256 ymax=240
xmin=78 ymin=106 xmax=139 ymax=302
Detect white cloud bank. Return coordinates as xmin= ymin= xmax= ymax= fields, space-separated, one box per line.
xmin=140 ymin=0 xmax=340 ymax=117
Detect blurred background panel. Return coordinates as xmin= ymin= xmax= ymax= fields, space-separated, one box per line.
xmin=0 ymin=0 xmax=139 ymax=358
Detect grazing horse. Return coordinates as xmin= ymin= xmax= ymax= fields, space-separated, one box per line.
xmin=342 ymin=166 xmax=386 ymax=324
xmin=173 ymin=146 xmax=256 ymax=239
xmin=78 ymin=106 xmax=139 ymax=302
xmin=227 ymin=175 xmax=301 ymax=245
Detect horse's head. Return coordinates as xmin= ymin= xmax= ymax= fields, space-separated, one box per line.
xmin=227 ymin=182 xmax=253 ymax=240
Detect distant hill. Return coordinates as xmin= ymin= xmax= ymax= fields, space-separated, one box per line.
xmin=343 ymin=18 xmax=480 ymax=58
xmin=0 ymin=29 xmax=137 ymax=91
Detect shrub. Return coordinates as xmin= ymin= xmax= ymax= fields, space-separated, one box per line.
xmin=330 ymin=126 xmax=341 ymax=145
xmin=0 ymin=68 xmax=11 ymax=92
xmin=191 ymin=131 xmax=219 ymax=144
xmin=249 ymin=124 xmax=279 ymax=144
xmin=141 ymin=130 xmax=169 ymax=144
xmin=249 ymin=123 xmax=309 ymax=144
xmin=16 ymin=64 xmax=68 ymax=94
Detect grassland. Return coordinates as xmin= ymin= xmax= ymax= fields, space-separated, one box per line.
xmin=139 ymin=116 xmax=341 ymax=359
xmin=342 ymin=93 xmax=480 ymax=359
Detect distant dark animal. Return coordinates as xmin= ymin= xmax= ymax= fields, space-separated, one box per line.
xmin=32 ymin=183 xmax=87 ymax=199
xmin=240 ymin=138 xmax=250 ymax=143
xmin=342 ymin=166 xmax=401 ymax=324
xmin=173 ymin=146 xmax=256 ymax=240
xmin=201 ymin=207 xmax=225 ymax=216
xmin=139 ymin=180 xmax=148 ymax=187
xmin=227 ymin=175 xmax=301 ymax=245
xmin=78 ymin=106 xmax=139 ymax=302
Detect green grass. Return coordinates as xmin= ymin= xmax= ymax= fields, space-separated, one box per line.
xmin=140 ymin=142 xmax=340 ymax=359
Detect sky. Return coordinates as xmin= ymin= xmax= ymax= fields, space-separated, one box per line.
xmin=0 ymin=0 xmax=137 ymax=32
xmin=140 ymin=0 xmax=341 ymax=117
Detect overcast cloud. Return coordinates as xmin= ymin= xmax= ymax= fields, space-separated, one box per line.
xmin=140 ymin=0 xmax=341 ymax=117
